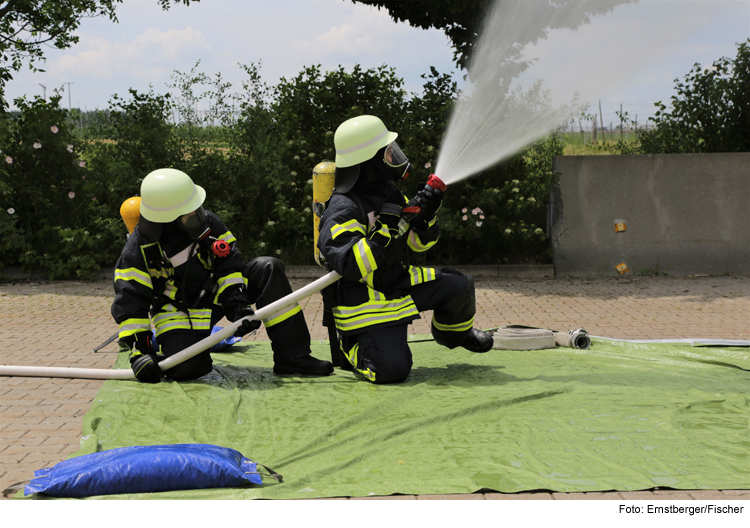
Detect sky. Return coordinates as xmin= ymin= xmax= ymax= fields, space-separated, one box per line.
xmin=4 ymin=0 xmax=750 ymax=126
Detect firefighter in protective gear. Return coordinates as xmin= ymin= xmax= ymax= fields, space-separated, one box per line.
xmin=112 ymin=168 xmax=333 ymax=382
xmin=317 ymin=116 xmax=493 ymax=384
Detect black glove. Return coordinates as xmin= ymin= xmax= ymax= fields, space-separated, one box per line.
xmin=368 ymin=202 xmax=402 ymax=248
xmin=416 ymin=181 xmax=443 ymax=221
xmin=229 ymin=305 xmax=262 ymax=337
xmin=129 ymin=332 xmax=163 ymax=383
xmin=221 ymin=286 xmax=262 ymax=336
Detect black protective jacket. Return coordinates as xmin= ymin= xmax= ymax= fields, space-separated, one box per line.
xmin=317 ymin=181 xmax=441 ymax=337
xmin=111 ymin=210 xmax=245 ymax=344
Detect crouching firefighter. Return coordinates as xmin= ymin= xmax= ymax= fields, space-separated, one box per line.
xmin=112 ymin=168 xmax=333 ymax=382
xmin=317 ymin=115 xmax=493 ymax=384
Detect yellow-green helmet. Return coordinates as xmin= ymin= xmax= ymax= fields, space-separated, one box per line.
xmin=139 ymin=168 xmax=206 ymax=223
xmin=333 ymin=115 xmax=398 ymax=192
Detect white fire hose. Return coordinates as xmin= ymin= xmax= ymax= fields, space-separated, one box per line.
xmin=0 ymin=271 xmax=342 ymax=380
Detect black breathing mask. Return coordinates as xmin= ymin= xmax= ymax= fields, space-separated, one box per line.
xmin=365 ymin=142 xmax=414 ymax=185
xmin=176 ymin=207 xmax=210 ymax=240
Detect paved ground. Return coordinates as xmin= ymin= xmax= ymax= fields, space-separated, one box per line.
xmin=1 ymin=270 xmax=749 ymax=500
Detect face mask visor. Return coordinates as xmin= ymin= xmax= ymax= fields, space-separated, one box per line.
xmin=178 ymin=207 xmax=210 ymax=240
xmin=383 ymin=142 xmax=413 ymax=182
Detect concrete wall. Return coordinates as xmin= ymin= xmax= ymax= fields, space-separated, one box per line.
xmin=550 ymin=153 xmax=750 ymax=277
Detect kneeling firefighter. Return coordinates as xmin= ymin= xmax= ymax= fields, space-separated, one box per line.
xmin=112 ymin=168 xmax=333 ymax=382
xmin=317 ymin=115 xmax=493 ymax=384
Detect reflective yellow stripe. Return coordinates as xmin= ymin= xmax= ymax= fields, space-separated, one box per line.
xmin=262 ymin=303 xmax=302 ymax=327
xmin=407 ymin=230 xmax=438 ymax=252
xmin=114 ymin=267 xmax=153 ymax=289
xmin=433 ymin=315 xmax=474 ymax=333
xmin=152 ymin=308 xmax=213 ymax=337
xmin=118 ymin=318 xmax=151 ymax=339
xmin=408 ymin=266 xmax=437 ymax=286
xmin=163 ymin=281 xmax=178 ymax=300
xmin=353 ymin=239 xmax=378 ymax=277
xmin=367 ymin=286 xmax=385 ymax=301
xmin=342 ymin=341 xmax=376 ymax=382
xmin=214 ymin=272 xmax=245 ymax=303
xmin=152 ymin=308 xmax=212 ymax=326
xmin=333 ymin=297 xmax=418 ymax=332
xmin=218 ymin=230 xmax=236 ymax=245
xmin=331 ymin=219 xmax=366 ymax=240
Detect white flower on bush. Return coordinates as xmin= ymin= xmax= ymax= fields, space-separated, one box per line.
xmin=424 ymin=162 xmax=432 ymax=169
xmin=5 ymin=156 xmax=12 ymax=164
xmin=528 ymin=197 xmax=536 ymax=202
xmin=68 ymin=192 xmax=75 ymax=199
xmin=66 ymin=145 xmax=73 ymax=153
xmin=512 ymin=187 xmax=519 ymax=193
xmin=480 ymin=215 xmax=485 ymax=220
xmin=275 ymin=249 xmax=281 ymax=255
xmin=471 ymin=207 xmax=483 ymax=215
xmin=308 ymin=152 xmax=315 ymax=158
xmin=461 ymin=207 xmax=467 ymax=213
xmin=267 ymin=220 xmax=275 ymax=226
xmin=476 ymin=221 xmax=482 ymax=227
xmin=51 ymin=126 xmax=59 ymax=134
xmin=294 ymin=155 xmax=300 ymax=161
xmin=462 ymin=215 xmax=468 ymax=221
xmin=79 ymin=161 xmax=86 ymax=167
xmin=535 ymin=228 xmax=544 ymax=235
xmin=258 ymin=242 xmax=266 ymax=248
xmin=304 ymin=207 xmax=311 ymax=213
xmin=33 ymin=142 xmax=41 ymax=149
xmin=325 ymin=130 xmax=333 ymax=136
xmin=288 ymin=140 xmax=294 ymax=146
xmin=504 ymin=228 xmax=512 ymax=235
xmin=291 ymin=171 xmax=298 ymax=177
xmin=7 ymin=208 xmax=15 ymax=215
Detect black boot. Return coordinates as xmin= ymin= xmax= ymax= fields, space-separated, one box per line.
xmin=462 ymin=328 xmax=493 ymax=353
xmin=273 ymin=355 xmax=334 ymax=376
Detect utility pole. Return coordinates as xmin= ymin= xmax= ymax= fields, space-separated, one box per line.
xmin=38 ymin=84 xmax=46 ymax=101
xmin=64 ymin=82 xmax=75 ymax=111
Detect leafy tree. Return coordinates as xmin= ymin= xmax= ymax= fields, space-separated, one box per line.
xmin=0 ymin=0 xmax=193 ymax=108
xmin=639 ymin=39 xmax=750 ymax=154
xmin=348 ymin=0 xmax=635 ymax=69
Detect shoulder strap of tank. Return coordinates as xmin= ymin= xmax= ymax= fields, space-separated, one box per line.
xmin=331 ymin=189 xmax=368 ymax=225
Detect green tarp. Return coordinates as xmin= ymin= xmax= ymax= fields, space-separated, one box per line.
xmin=24 ymin=338 xmax=750 ymax=499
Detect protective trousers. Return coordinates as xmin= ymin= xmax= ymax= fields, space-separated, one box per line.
xmin=341 ymin=268 xmax=476 ymax=384
xmin=160 ymin=256 xmax=312 ymax=381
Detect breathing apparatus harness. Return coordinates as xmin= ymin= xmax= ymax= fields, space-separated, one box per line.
xmin=140 ymin=210 xmax=233 ymax=336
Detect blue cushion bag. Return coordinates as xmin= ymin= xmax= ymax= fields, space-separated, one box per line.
xmin=24 ymin=443 xmax=281 ymax=498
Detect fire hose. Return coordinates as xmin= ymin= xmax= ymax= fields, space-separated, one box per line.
xmin=0 ymin=271 xmax=342 ymax=380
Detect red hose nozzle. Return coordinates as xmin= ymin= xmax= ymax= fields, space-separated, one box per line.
xmin=427 ymin=174 xmax=447 ymax=192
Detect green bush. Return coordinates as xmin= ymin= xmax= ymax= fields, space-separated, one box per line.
xmin=0 ymin=96 xmax=120 ymax=278
xmin=1 ymin=62 xmax=565 ymax=278
xmin=638 ymin=39 xmax=750 ymax=154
